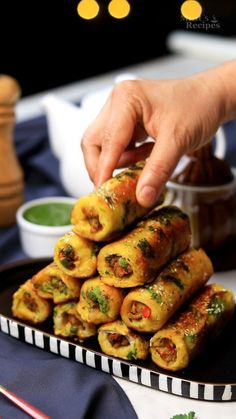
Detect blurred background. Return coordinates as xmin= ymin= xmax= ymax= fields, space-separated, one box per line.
xmin=1 ymin=0 xmax=236 ymax=97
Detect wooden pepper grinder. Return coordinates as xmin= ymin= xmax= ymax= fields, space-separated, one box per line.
xmin=0 ymin=75 xmax=24 ymax=226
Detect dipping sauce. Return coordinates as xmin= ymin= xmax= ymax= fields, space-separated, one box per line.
xmin=23 ymin=203 xmax=73 ymax=226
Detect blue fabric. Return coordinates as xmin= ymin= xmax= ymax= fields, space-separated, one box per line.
xmin=0 ymin=333 xmax=136 ymax=419
xmin=0 ymin=115 xmax=138 ymax=419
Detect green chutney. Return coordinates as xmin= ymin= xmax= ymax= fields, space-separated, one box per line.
xmin=23 ymin=203 xmax=73 ymax=226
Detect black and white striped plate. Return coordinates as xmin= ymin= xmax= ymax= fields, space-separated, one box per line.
xmin=0 ymin=258 xmax=235 ymax=402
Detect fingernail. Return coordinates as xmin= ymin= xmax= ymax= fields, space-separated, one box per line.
xmin=137 ymin=185 xmax=157 ymax=207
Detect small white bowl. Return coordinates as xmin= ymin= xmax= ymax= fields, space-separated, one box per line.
xmin=16 ymin=196 xmax=76 ymax=258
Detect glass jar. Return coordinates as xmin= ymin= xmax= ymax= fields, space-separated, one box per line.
xmin=164 ymin=142 xmax=236 ymax=271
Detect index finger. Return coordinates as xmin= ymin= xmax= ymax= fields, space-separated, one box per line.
xmin=82 ymin=81 xmax=144 ymax=187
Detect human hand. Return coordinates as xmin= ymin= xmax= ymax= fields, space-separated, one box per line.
xmin=81 ymin=63 xmax=235 ymax=207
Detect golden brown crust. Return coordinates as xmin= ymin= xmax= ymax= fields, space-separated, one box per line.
xmin=98 ymin=206 xmax=191 ymax=287
xmin=98 ymin=320 xmax=149 ymax=361
xmin=54 ymin=230 xmax=98 ymax=278
xmin=71 ymin=161 xmax=164 ymax=241
xmin=53 ymin=302 xmax=97 ymax=340
xmin=76 ymin=277 xmax=124 ymax=324
xmin=120 ymin=248 xmax=213 ymax=332
xmin=150 ymin=283 xmax=235 ymax=371
xmin=31 ymin=262 xmax=81 ymax=303
xmin=12 ymin=279 xmax=52 ymax=324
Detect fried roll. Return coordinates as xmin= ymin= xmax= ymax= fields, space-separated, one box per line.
xmin=120 ymin=248 xmax=213 ymax=332
xmin=54 ymin=230 xmax=99 ymax=278
xmin=150 ymin=283 xmax=235 ymax=371
xmin=71 ymin=161 xmax=164 ymax=242
xmin=98 ymin=206 xmax=191 ymax=288
xmin=12 ymin=280 xmax=52 ymax=324
xmin=53 ymin=302 xmax=97 ymax=341
xmin=98 ymin=320 xmax=149 ymax=361
xmin=31 ymin=262 xmax=81 ymax=304
xmin=76 ymin=277 xmax=124 ymax=324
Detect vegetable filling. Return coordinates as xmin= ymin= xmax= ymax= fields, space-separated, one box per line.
xmin=35 ymin=277 xmax=68 ymax=295
xmin=154 ymin=337 xmax=177 ymax=363
xmin=105 ymin=255 xmax=133 ymax=278
xmin=23 ymin=292 xmax=38 ymax=312
xmin=129 ymin=301 xmax=151 ymax=321
xmin=62 ymin=313 xmax=84 ymax=332
xmin=107 ymin=333 xmax=130 ymax=348
xmin=87 ymin=287 xmax=109 ymax=314
xmin=59 ymin=245 xmax=77 ymax=270
xmin=82 ymin=208 xmax=102 ymax=233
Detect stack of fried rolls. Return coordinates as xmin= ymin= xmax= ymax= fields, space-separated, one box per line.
xmin=11 ymin=160 xmax=235 ymax=367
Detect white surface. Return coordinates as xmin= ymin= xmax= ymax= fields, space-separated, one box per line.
xmin=167 ymin=31 xmax=236 ymax=63
xmin=114 ymin=377 xmax=236 ymax=419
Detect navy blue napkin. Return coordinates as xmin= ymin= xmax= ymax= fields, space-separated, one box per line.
xmin=0 ymin=115 xmax=138 ymax=419
xmin=0 ymin=332 xmax=137 ymax=419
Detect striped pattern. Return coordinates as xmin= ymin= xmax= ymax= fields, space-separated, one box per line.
xmin=0 ymin=314 xmax=235 ymax=402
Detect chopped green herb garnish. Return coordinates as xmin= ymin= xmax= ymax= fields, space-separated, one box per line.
xmin=137 ymin=238 xmax=154 ymax=258
xmin=119 ymin=257 xmax=129 ymax=269
xmin=51 ymin=277 xmax=59 ymax=287
xmin=185 ymin=334 xmax=197 ymax=344
xmin=170 ymin=411 xmax=196 ymax=419
xmin=124 ymin=171 xmax=136 ymax=179
xmin=207 ymin=297 xmax=225 ymax=316
xmin=70 ymin=325 xmax=78 ymax=334
xmin=59 ymin=245 xmax=76 ymax=270
xmin=127 ymin=346 xmax=137 ymax=360
xmin=163 ymin=274 xmax=184 ymax=290
xmin=41 ymin=278 xmax=68 ymax=294
xmin=87 ymin=287 xmax=109 ymax=314
xmin=122 ymin=200 xmax=131 ymax=225
xmin=91 ymin=245 xmax=100 ymax=257
xmin=145 ymin=286 xmax=162 ymax=303
xmin=151 ymin=206 xmax=188 ymax=226
xmin=128 ymin=162 xmax=145 ymax=171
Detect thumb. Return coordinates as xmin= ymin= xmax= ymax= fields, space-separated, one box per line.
xmin=136 ymin=133 xmax=183 ymax=207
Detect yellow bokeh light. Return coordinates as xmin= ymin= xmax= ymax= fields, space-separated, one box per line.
xmin=77 ymin=0 xmax=100 ymax=20
xmin=108 ymin=0 xmax=131 ymax=19
xmin=181 ymin=0 xmax=202 ymax=21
